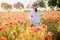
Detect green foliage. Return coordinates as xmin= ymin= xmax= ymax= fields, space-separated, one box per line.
xmin=42 ymin=17 xmax=59 ymax=40
xmin=27 ymin=5 xmax=31 ymax=8
xmin=57 ymin=0 xmax=60 ymax=4
xmin=13 ymin=2 xmax=24 ymax=9
xmin=48 ymin=0 xmax=60 ymax=8
xmin=1 ymin=2 xmax=12 ymax=11
xmin=33 ymin=0 xmax=45 ymax=7
xmin=38 ymin=0 xmax=46 ymax=7
xmin=48 ymin=0 xmax=57 ymax=7
xmin=57 ymin=0 xmax=60 ymax=7
xmin=48 ymin=0 xmax=57 ymax=10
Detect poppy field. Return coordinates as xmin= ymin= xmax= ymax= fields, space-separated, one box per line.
xmin=0 ymin=11 xmax=60 ymax=40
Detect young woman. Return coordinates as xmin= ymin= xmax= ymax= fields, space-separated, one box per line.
xmin=29 ymin=5 xmax=40 ymax=26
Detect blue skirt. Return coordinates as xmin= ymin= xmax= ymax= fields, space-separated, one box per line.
xmin=30 ymin=16 xmax=40 ymax=25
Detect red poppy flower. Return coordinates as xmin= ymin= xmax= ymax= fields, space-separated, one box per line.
xmin=33 ymin=27 xmax=40 ymax=32
xmin=0 ymin=36 xmax=7 ymax=40
xmin=34 ymin=28 xmax=38 ymax=32
xmin=47 ymin=17 xmax=52 ymax=23
xmin=41 ymin=24 xmax=46 ymax=29
xmin=48 ymin=31 xmax=54 ymax=36
xmin=9 ymin=21 xmax=12 ymax=26
xmin=11 ymin=30 xmax=17 ymax=35
xmin=20 ymin=20 xmax=25 ymax=25
xmin=30 ymin=24 xmax=33 ymax=27
xmin=18 ymin=20 xmax=25 ymax=25
xmin=4 ymin=21 xmax=8 ymax=26
xmin=17 ymin=19 xmax=20 ymax=23
xmin=36 ymin=27 xmax=40 ymax=31
xmin=4 ymin=21 xmax=12 ymax=26
xmin=0 ymin=27 xmax=3 ymax=31
xmin=44 ymin=35 xmax=48 ymax=40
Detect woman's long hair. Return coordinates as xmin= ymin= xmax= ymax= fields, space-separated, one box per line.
xmin=35 ymin=8 xmax=38 ymax=12
xmin=32 ymin=5 xmax=38 ymax=12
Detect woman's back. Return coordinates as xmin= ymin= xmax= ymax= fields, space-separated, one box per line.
xmin=29 ymin=5 xmax=40 ymax=25
xmin=29 ymin=10 xmax=40 ymax=25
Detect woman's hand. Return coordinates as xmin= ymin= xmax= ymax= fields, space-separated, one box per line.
xmin=31 ymin=15 xmax=33 ymax=17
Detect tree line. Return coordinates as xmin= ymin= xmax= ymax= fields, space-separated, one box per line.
xmin=0 ymin=0 xmax=60 ymax=12
xmin=1 ymin=2 xmax=24 ymax=12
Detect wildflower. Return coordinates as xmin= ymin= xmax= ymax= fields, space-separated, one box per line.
xmin=30 ymin=24 xmax=33 ymax=27
xmin=4 ymin=21 xmax=12 ymax=26
xmin=0 ymin=27 xmax=3 ymax=31
xmin=47 ymin=17 xmax=52 ymax=23
xmin=44 ymin=35 xmax=48 ymax=40
xmin=34 ymin=28 xmax=38 ymax=32
xmin=20 ymin=20 xmax=25 ymax=25
xmin=0 ymin=36 xmax=7 ymax=40
xmin=8 ymin=21 xmax=12 ymax=26
xmin=11 ymin=30 xmax=17 ymax=35
xmin=4 ymin=21 xmax=8 ymax=26
xmin=48 ymin=31 xmax=54 ymax=36
xmin=33 ymin=27 xmax=40 ymax=32
xmin=36 ymin=27 xmax=41 ymax=31
xmin=18 ymin=20 xmax=25 ymax=25
xmin=41 ymin=24 xmax=46 ymax=29
xmin=17 ymin=19 xmax=20 ymax=23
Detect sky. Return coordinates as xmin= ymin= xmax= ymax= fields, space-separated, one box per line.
xmin=0 ymin=0 xmax=36 ymax=6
